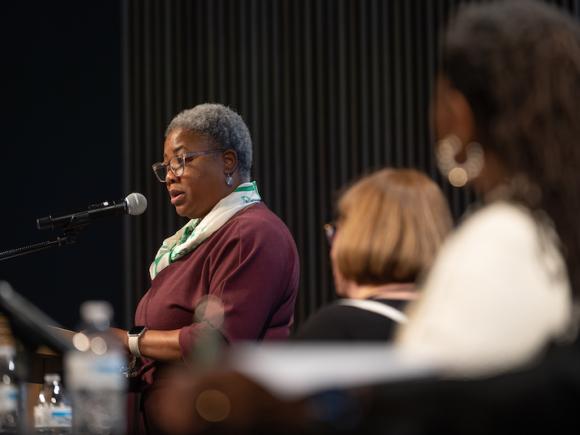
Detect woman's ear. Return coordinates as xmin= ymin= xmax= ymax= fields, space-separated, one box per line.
xmin=222 ymin=149 xmax=238 ymax=174
xmin=434 ymin=76 xmax=477 ymax=149
xmin=448 ymin=87 xmax=477 ymax=147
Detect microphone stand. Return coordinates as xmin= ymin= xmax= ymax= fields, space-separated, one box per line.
xmin=0 ymin=215 xmax=89 ymax=263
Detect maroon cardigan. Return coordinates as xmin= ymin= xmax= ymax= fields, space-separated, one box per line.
xmin=134 ymin=202 xmax=300 ymax=388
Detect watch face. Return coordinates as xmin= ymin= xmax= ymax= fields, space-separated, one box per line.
xmin=129 ymin=326 xmax=146 ymax=336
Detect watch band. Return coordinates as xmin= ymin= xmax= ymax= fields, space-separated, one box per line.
xmin=128 ymin=328 xmax=146 ymax=358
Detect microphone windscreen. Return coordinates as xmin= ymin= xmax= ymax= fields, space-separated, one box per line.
xmin=125 ymin=193 xmax=147 ymax=216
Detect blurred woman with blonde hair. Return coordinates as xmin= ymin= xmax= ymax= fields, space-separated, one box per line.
xmin=295 ymin=168 xmax=452 ymax=341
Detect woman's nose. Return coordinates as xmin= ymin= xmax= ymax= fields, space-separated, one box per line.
xmin=166 ymin=169 xmax=178 ymax=184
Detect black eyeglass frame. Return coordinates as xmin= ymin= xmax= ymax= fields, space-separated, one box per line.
xmin=151 ymin=149 xmax=225 ymax=182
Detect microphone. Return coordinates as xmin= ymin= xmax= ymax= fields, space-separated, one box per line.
xmin=37 ymin=193 xmax=147 ymax=231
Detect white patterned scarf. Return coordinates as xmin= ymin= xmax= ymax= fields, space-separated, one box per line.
xmin=149 ymin=181 xmax=261 ymax=279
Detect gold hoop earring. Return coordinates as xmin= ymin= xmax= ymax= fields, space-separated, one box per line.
xmin=436 ymin=134 xmax=484 ymax=187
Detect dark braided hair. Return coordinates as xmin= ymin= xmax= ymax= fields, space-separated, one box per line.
xmin=442 ymin=0 xmax=580 ymax=299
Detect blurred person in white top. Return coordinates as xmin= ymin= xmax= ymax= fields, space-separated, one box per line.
xmin=398 ymin=0 xmax=580 ymax=376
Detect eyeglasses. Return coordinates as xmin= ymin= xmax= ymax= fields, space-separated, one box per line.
xmin=152 ymin=149 xmax=224 ymax=183
xmin=323 ymin=222 xmax=336 ymax=245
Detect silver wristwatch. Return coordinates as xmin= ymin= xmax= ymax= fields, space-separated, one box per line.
xmin=127 ymin=326 xmax=147 ymax=358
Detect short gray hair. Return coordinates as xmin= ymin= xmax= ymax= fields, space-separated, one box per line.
xmin=166 ymin=103 xmax=253 ymax=180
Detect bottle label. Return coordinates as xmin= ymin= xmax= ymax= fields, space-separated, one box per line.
xmin=65 ymin=351 xmax=127 ymax=390
xmin=35 ymin=405 xmax=73 ymax=429
xmin=50 ymin=406 xmax=73 ymax=427
xmin=0 ymin=384 xmax=17 ymax=413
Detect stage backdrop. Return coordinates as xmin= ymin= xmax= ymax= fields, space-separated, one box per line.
xmin=121 ymin=0 xmax=580 ymax=328
xmin=0 ymin=0 xmax=122 ymax=330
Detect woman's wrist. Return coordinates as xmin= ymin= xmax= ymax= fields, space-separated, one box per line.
xmin=109 ymin=327 xmax=129 ymax=350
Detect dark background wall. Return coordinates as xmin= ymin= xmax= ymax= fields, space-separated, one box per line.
xmin=0 ymin=1 xmax=123 ymax=329
xmin=122 ymin=0 xmax=461 ymax=328
xmin=1 ymin=0 xmax=579 ymax=332
xmin=122 ymin=0 xmax=580 ymax=329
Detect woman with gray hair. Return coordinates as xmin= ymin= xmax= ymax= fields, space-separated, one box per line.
xmin=111 ymin=103 xmax=299 ymax=433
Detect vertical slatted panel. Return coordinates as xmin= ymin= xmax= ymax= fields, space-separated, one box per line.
xmin=122 ymin=0 xmax=580 ymax=327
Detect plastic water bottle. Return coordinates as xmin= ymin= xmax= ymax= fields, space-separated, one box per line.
xmin=65 ymin=301 xmax=127 ymax=435
xmin=0 ymin=345 xmax=18 ymax=434
xmin=34 ymin=373 xmax=72 ymax=434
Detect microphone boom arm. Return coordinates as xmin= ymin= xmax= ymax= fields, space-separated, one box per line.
xmin=1 ymin=193 xmax=146 ymax=263
xmin=0 ymin=216 xmax=89 ymax=263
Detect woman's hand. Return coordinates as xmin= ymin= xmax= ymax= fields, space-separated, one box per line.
xmin=109 ymin=327 xmax=129 ymax=351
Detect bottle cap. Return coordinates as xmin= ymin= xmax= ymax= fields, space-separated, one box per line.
xmin=80 ymin=301 xmax=113 ymax=326
xmin=0 ymin=344 xmax=15 ymax=358
xmin=44 ymin=373 xmax=60 ymax=383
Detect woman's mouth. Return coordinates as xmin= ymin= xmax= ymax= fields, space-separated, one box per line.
xmin=169 ymin=190 xmax=186 ymax=206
